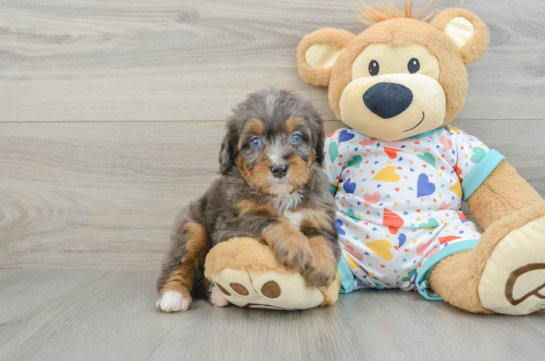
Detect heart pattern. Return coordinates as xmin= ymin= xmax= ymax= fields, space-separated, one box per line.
xmin=365 ymin=240 xmax=393 ymax=261
xmin=363 ymin=192 xmax=380 ymax=207
xmin=324 ymin=127 xmax=489 ymax=290
xmin=417 ymin=173 xmax=435 ymax=197
xmin=347 ymin=155 xmax=363 ymax=168
xmin=360 ymin=138 xmax=376 ymax=147
xmin=373 ymin=166 xmax=400 ymax=182
xmin=439 ymin=135 xmax=452 ymax=151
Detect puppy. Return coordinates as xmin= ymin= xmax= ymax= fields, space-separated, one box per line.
xmin=156 ymin=89 xmax=340 ymax=312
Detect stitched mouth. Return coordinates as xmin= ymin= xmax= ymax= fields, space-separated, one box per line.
xmin=403 ymin=111 xmax=425 ymax=132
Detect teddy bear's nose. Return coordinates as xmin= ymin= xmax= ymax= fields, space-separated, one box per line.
xmin=363 ymin=82 xmax=413 ymax=119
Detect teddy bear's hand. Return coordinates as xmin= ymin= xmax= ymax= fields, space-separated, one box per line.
xmin=263 ymin=224 xmax=313 ymax=273
xmin=303 ymin=236 xmax=338 ymax=288
xmin=204 ymin=237 xmax=339 ymax=310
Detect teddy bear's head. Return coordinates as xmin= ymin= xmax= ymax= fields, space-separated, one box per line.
xmin=297 ymin=2 xmax=489 ymax=142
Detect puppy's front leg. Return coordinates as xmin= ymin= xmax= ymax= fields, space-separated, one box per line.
xmin=218 ymin=215 xmax=313 ymax=273
xmin=262 ymin=220 xmax=313 ymax=273
xmin=302 ymin=235 xmax=338 ymax=288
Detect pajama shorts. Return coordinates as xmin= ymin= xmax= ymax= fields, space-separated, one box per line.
xmin=336 ymin=210 xmax=481 ymax=298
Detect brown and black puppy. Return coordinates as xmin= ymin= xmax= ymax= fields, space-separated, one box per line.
xmin=156 ymin=89 xmax=340 ymax=312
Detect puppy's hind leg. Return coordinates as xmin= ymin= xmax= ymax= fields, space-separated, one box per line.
xmin=156 ymin=221 xmax=208 ymax=312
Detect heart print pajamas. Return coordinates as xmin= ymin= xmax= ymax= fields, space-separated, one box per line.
xmin=325 ymin=126 xmax=505 ymax=299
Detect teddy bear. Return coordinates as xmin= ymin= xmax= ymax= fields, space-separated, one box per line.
xmin=204 ymin=2 xmax=545 ymax=314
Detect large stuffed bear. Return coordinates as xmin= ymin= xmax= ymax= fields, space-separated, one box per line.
xmin=204 ymin=2 xmax=545 ymax=315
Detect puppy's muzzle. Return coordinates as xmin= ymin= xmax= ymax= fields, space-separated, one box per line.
xmin=363 ymin=82 xmax=413 ymax=119
xmin=270 ymin=164 xmax=289 ymax=178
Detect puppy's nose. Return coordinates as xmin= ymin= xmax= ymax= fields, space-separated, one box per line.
xmin=270 ymin=164 xmax=289 ymax=178
xmin=363 ymin=82 xmax=413 ymax=119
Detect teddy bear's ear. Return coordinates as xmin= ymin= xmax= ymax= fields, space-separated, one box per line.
xmin=430 ymin=8 xmax=489 ymax=65
xmin=297 ymin=28 xmax=355 ymax=87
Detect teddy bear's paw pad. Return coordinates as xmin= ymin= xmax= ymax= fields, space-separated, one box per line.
xmin=209 ymin=285 xmax=230 ymax=307
xmin=211 ymin=268 xmax=325 ymax=310
xmin=156 ymin=290 xmax=191 ymax=312
xmin=479 ymin=217 xmax=545 ymax=315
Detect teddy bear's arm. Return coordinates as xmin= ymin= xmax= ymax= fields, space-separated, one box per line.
xmin=468 ymin=160 xmax=543 ymax=230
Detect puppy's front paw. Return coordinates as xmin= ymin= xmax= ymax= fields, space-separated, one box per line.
xmin=156 ymin=290 xmax=192 ymax=312
xmin=303 ymin=236 xmax=338 ymax=288
xmin=303 ymin=260 xmax=337 ymax=288
xmin=273 ymin=235 xmax=313 ymax=273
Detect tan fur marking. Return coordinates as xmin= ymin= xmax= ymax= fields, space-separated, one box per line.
xmin=235 ymin=154 xmax=273 ymax=194
xmin=262 ymin=221 xmax=313 ymax=272
xmin=300 ymin=208 xmax=334 ymax=233
xmin=286 ymin=116 xmax=305 ymax=133
xmin=234 ymin=200 xmax=280 ymax=218
xmin=287 ymin=154 xmax=311 ymax=189
xmin=303 ymin=236 xmax=337 ymax=287
xmin=159 ymin=222 xmax=208 ymax=296
xmin=245 ymin=117 xmax=265 ymax=136
xmin=252 ymin=158 xmax=273 ymax=190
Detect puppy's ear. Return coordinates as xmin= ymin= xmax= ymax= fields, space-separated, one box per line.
xmin=297 ymin=28 xmax=355 ymax=87
xmin=218 ymin=123 xmax=238 ymax=175
xmin=313 ymin=117 xmax=325 ymax=166
xmin=431 ymin=9 xmax=489 ymax=65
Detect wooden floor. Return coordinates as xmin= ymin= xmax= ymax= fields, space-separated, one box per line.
xmin=1 ymin=0 xmax=545 ymax=360
xmin=1 ymin=270 xmax=544 ymax=361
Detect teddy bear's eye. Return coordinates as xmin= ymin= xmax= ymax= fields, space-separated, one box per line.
xmin=408 ymin=58 xmax=420 ymax=73
xmin=368 ymin=60 xmax=380 ymax=76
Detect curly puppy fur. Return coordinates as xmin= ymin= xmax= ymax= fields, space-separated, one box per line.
xmin=156 ymin=89 xmax=340 ymax=311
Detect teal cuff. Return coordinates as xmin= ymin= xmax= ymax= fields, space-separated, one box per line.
xmin=461 ymin=149 xmax=505 ymax=201
xmin=338 ymin=256 xmax=356 ymax=294
xmin=329 ymin=183 xmax=337 ymax=197
xmin=415 ymin=239 xmax=479 ymax=301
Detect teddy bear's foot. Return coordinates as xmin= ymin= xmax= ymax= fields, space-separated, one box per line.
xmin=204 ymin=237 xmax=340 ymax=310
xmin=478 ymin=216 xmax=545 ymax=315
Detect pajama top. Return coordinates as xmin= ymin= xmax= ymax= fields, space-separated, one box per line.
xmin=324 ymin=126 xmax=505 ymax=298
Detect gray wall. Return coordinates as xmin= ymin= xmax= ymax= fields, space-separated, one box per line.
xmin=1 ymin=0 xmax=544 ymax=270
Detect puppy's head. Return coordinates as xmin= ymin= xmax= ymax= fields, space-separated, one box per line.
xmin=219 ymin=89 xmax=324 ymax=196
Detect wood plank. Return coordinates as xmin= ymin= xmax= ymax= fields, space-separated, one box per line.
xmin=0 ymin=270 xmax=544 ymax=361
xmin=0 ymin=120 xmax=543 ymax=270
xmin=0 ymin=0 xmax=544 ymax=122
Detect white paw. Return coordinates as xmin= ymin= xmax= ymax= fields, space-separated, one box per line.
xmin=156 ymin=290 xmax=190 ymax=312
xmin=210 ymin=286 xmax=229 ymax=307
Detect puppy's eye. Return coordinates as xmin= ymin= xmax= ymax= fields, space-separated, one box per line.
xmin=292 ymin=134 xmax=302 ymax=143
xmin=250 ymin=138 xmax=262 ymax=147
xmin=369 ymin=60 xmax=379 ymax=76
xmin=408 ymin=58 xmax=420 ymax=74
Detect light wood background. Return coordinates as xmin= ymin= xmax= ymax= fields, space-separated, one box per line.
xmin=1 ymin=0 xmax=544 ymax=270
